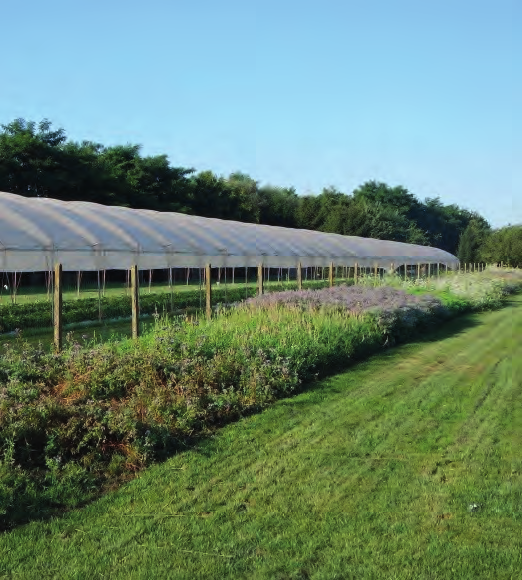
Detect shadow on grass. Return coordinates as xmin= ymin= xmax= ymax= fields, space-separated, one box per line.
xmin=0 ymin=302 xmax=509 ymax=532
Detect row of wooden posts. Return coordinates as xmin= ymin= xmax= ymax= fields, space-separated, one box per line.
xmin=47 ymin=260 xmax=494 ymax=353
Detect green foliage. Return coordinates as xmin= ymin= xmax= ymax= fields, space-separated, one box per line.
xmin=457 ymin=218 xmax=490 ymax=263
xmin=0 ymin=118 xmax=195 ymax=210
xmin=0 ymin=279 xmax=331 ymax=335
xmin=479 ymin=225 xmax=522 ymax=268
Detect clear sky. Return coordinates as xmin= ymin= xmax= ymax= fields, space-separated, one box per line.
xmin=0 ymin=0 xmax=519 ymax=227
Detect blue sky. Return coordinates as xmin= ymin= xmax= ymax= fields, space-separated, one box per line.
xmin=0 ymin=0 xmax=519 ymax=227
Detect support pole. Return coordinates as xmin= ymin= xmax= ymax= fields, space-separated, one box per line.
xmin=329 ymin=262 xmax=334 ymax=287
xmin=54 ymin=263 xmax=63 ymax=353
xmin=417 ymin=262 xmax=421 ymax=280
xmin=12 ymin=272 xmax=16 ymax=305
xmin=297 ymin=261 xmax=302 ymax=290
xmin=169 ymin=268 xmax=174 ymax=314
xmin=257 ymin=263 xmax=264 ymax=296
xmin=131 ymin=265 xmax=139 ymax=340
xmin=354 ymin=262 xmax=358 ymax=285
xmin=206 ymin=263 xmax=212 ymax=320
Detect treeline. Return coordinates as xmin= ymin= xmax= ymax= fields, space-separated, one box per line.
xmin=0 ymin=118 xmax=520 ymax=266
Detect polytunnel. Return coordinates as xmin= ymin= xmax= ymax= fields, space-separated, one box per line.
xmin=0 ymin=191 xmax=459 ymax=272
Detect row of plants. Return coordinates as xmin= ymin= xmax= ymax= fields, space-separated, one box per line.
xmin=0 ymin=269 xmax=521 ymax=529
xmin=0 ymin=279 xmax=333 ymax=335
xmin=358 ymin=266 xmax=522 ymax=310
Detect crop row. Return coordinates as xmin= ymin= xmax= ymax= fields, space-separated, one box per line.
xmin=0 ymin=280 xmax=331 ymax=334
xmin=0 ymin=270 xmax=521 ymax=529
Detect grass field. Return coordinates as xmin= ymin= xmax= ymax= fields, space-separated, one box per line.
xmin=0 ymin=295 xmax=520 ymax=578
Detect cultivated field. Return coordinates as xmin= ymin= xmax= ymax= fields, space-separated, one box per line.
xmin=0 ymin=294 xmax=520 ymax=579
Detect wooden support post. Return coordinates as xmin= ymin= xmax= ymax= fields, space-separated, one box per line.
xmin=97 ymin=270 xmax=102 ymax=322
xmin=131 ymin=265 xmax=139 ymax=339
xmin=437 ymin=263 xmax=440 ymax=278
xmin=206 ymin=263 xmax=212 ymax=320
xmin=417 ymin=262 xmax=421 ymax=280
xmin=374 ymin=263 xmax=378 ymax=283
xmin=354 ymin=262 xmax=358 ymax=284
xmin=297 ymin=261 xmax=302 ymax=290
xmin=257 ymin=263 xmax=264 ymax=295
xmin=54 ymin=263 xmax=63 ymax=353
xmin=169 ymin=268 xmax=174 ymax=313
xmin=329 ymin=262 xmax=334 ymax=287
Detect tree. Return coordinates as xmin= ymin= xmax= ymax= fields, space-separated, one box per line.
xmin=0 ymin=118 xmax=67 ymax=198
xmin=353 ymin=180 xmax=420 ymax=216
xmin=457 ymin=219 xmax=490 ymax=264
xmin=258 ymin=184 xmax=298 ymax=228
xmin=479 ymin=225 xmax=522 ymax=268
xmin=224 ymin=172 xmax=260 ymax=223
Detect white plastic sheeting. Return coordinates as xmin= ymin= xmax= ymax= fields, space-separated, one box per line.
xmin=0 ymin=191 xmax=459 ymax=272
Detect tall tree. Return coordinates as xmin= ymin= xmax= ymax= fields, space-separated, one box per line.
xmin=457 ymin=218 xmax=490 ymax=263
xmin=0 ymin=118 xmax=67 ymax=197
xmin=258 ymin=184 xmax=298 ymax=228
xmin=224 ymin=172 xmax=261 ymax=223
xmin=479 ymin=225 xmax=522 ymax=267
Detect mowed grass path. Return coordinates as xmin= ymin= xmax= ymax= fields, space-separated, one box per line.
xmin=1 ymin=297 xmax=521 ymax=579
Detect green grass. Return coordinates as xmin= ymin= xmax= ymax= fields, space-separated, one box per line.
xmin=0 ymin=319 xmax=156 ymax=350
xmin=0 ymin=276 xmax=344 ymax=306
xmin=0 ymin=277 xmax=340 ymax=341
xmin=1 ymin=297 xmax=520 ymax=579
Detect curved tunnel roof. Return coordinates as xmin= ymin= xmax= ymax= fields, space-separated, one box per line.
xmin=0 ymin=191 xmax=459 ymax=272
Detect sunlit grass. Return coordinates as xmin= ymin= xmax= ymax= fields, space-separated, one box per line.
xmin=1 ymin=294 xmax=520 ymax=579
